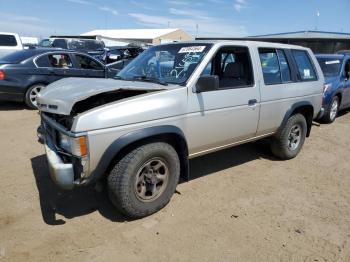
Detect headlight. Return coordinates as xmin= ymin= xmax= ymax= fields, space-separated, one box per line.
xmin=58 ymin=133 xmax=88 ymax=157
xmin=323 ymin=83 xmax=332 ymax=93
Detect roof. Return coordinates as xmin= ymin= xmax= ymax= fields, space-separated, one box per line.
xmin=145 ymin=40 xmax=309 ymax=52
xmin=250 ymin=31 xmax=350 ymax=39
xmin=81 ymin=28 xmax=182 ymax=40
xmin=315 ymin=54 xmax=345 ymax=58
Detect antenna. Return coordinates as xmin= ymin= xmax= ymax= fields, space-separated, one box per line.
xmin=315 ymin=10 xmax=320 ymax=31
xmin=196 ymin=24 xmax=199 ymax=38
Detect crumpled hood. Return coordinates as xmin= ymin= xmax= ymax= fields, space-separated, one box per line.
xmin=37 ymin=77 xmax=169 ymax=115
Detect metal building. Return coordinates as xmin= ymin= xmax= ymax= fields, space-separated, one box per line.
xmin=196 ymin=31 xmax=350 ymax=53
xmin=81 ymin=28 xmax=193 ymax=46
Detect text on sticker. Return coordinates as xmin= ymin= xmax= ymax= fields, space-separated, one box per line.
xmin=179 ymin=46 xmax=206 ymax=53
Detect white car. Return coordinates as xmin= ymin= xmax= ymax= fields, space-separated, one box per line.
xmin=0 ymin=32 xmax=23 ymax=58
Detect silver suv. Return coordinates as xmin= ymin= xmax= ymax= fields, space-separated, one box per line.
xmin=37 ymin=41 xmax=324 ymax=218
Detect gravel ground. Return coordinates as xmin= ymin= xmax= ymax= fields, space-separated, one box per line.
xmin=0 ymin=102 xmax=349 ymax=262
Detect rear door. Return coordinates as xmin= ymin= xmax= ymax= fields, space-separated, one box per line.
xmin=256 ymin=47 xmax=319 ymax=135
xmin=44 ymin=52 xmax=77 ymax=79
xmin=72 ymin=54 xmax=105 ymax=78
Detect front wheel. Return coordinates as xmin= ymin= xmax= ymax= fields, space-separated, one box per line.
xmin=107 ymin=142 xmax=180 ymax=219
xmin=271 ymin=113 xmax=307 ymax=160
xmin=322 ymin=96 xmax=339 ymax=124
xmin=25 ymin=84 xmax=46 ymax=109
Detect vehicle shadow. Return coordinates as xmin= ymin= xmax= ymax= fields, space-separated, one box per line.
xmin=0 ymin=101 xmax=28 ymax=111
xmin=187 ymin=139 xmax=274 ymax=181
xmin=31 ymin=155 xmax=128 ymax=225
xmin=31 ymin=140 xmax=275 ymax=225
xmin=337 ymin=109 xmax=350 ymax=118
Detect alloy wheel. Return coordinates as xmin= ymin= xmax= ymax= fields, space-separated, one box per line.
xmin=134 ymin=157 xmax=169 ymax=202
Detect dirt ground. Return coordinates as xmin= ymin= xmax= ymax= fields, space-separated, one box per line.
xmin=0 ymin=102 xmax=350 ymax=262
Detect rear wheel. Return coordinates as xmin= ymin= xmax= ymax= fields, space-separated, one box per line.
xmin=107 ymin=142 xmax=180 ymax=219
xmin=25 ymin=84 xmax=45 ymax=109
xmin=322 ymin=96 xmax=339 ymax=124
xmin=271 ymin=113 xmax=307 ymax=160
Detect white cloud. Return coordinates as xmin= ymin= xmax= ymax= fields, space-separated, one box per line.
xmin=65 ymin=0 xmax=92 ymax=5
xmin=128 ymin=13 xmax=246 ymax=37
xmin=168 ymin=8 xmax=210 ymax=20
xmin=167 ymin=0 xmax=190 ymax=5
xmin=0 ymin=12 xmax=50 ymax=36
xmin=98 ymin=6 xmax=119 ymax=16
xmin=234 ymin=0 xmax=247 ymax=12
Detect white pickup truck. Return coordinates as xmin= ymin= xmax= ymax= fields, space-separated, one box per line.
xmin=0 ymin=32 xmax=23 ymax=58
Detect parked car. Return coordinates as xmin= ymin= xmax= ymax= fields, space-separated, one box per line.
xmin=37 ymin=41 xmax=324 ymax=218
xmin=103 ymin=46 xmax=144 ymax=64
xmin=38 ymin=38 xmax=53 ymax=48
xmin=316 ymin=53 xmax=350 ymax=123
xmin=0 ymin=49 xmax=119 ymax=108
xmin=51 ymin=38 xmax=106 ymax=61
xmin=0 ymin=32 xmax=23 ymax=58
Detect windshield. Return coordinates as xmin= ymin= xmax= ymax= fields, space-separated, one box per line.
xmin=317 ymin=57 xmax=343 ymax=77
xmin=117 ymin=43 xmax=212 ymax=85
xmin=68 ymin=40 xmax=105 ymax=51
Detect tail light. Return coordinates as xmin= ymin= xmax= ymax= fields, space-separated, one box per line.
xmin=0 ymin=70 xmax=4 ymax=81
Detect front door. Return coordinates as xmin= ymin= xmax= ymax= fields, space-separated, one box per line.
xmin=341 ymin=59 xmax=350 ymax=107
xmin=186 ymin=45 xmax=260 ymax=156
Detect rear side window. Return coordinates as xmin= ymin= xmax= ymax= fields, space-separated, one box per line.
xmin=0 ymin=35 xmax=17 ymax=47
xmin=48 ymin=54 xmax=73 ymax=68
xmin=292 ymin=50 xmax=317 ymax=81
xmin=259 ymin=48 xmax=291 ymax=85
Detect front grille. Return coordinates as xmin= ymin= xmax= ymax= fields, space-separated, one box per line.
xmin=42 ymin=112 xmax=74 ymax=130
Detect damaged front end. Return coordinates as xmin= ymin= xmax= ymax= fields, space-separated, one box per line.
xmin=36 ymin=78 xmax=167 ymax=189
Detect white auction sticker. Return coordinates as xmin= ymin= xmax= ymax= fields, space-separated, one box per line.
xmin=325 ymin=60 xmax=340 ymax=65
xmin=178 ymin=46 xmax=206 ymax=53
xmin=304 ymin=69 xmax=311 ymax=78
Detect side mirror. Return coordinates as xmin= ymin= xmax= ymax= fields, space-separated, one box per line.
xmin=195 ymin=75 xmax=219 ymax=93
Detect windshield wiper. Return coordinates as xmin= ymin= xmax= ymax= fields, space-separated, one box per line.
xmin=131 ymin=75 xmax=168 ymax=86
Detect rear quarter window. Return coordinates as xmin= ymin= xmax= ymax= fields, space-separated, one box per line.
xmin=292 ymin=50 xmax=317 ymax=81
xmin=0 ymin=35 xmax=17 ymax=47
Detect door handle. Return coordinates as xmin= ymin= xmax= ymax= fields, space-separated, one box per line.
xmin=248 ymin=99 xmax=257 ymax=106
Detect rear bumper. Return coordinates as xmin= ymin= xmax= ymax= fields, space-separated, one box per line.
xmin=44 ymin=133 xmax=75 ymax=190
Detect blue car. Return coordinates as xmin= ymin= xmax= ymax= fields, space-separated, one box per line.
xmin=316 ymin=54 xmax=350 ymax=123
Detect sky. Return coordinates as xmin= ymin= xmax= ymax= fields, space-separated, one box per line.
xmin=0 ymin=0 xmax=349 ymax=38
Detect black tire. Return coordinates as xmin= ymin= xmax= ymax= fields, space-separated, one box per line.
xmin=271 ymin=113 xmax=307 ymax=160
xmin=24 ymin=84 xmax=46 ymax=109
xmin=107 ymin=142 xmax=180 ymax=219
xmin=322 ymin=96 xmax=339 ymax=124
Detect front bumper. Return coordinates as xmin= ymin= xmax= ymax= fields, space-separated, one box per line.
xmin=44 ymin=133 xmax=75 ymax=190
xmin=39 ymin=113 xmax=90 ymax=190
xmin=316 ymin=107 xmax=325 ymax=119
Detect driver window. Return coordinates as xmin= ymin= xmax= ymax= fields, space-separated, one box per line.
xmin=201 ymin=46 xmax=254 ymax=89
